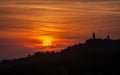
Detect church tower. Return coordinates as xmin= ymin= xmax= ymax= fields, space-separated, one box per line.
xmin=93 ymin=32 xmax=96 ymax=39
xmin=107 ymin=35 xmax=110 ymax=40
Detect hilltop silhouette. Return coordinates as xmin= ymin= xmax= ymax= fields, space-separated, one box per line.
xmin=0 ymin=33 xmax=120 ymax=75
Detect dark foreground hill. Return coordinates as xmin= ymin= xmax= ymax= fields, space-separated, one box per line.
xmin=0 ymin=34 xmax=120 ymax=75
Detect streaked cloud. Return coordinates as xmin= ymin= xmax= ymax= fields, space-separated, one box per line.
xmin=0 ymin=0 xmax=120 ymax=59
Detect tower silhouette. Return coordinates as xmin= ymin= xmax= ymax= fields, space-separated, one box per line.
xmin=93 ymin=32 xmax=96 ymax=39
xmin=107 ymin=35 xmax=110 ymax=40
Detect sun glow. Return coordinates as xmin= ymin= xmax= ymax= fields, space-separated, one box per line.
xmin=42 ymin=39 xmax=52 ymax=46
xmin=40 ymin=36 xmax=53 ymax=47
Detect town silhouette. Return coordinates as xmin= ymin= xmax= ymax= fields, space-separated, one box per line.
xmin=0 ymin=33 xmax=120 ymax=75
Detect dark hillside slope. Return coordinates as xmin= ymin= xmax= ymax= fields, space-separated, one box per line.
xmin=0 ymin=38 xmax=120 ymax=75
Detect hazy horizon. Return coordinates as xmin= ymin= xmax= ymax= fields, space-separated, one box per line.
xmin=0 ymin=0 xmax=120 ymax=60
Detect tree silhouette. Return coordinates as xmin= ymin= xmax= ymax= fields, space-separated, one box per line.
xmin=0 ymin=33 xmax=120 ymax=75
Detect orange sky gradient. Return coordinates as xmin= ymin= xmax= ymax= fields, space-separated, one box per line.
xmin=0 ymin=0 xmax=120 ymax=59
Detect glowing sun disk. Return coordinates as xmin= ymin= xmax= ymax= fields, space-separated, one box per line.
xmin=40 ymin=36 xmax=53 ymax=46
xmin=42 ymin=39 xmax=52 ymax=46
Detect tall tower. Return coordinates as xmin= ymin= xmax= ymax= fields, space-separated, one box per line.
xmin=93 ymin=32 xmax=96 ymax=39
xmin=107 ymin=35 xmax=110 ymax=40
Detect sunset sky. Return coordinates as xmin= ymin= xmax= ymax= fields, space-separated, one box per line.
xmin=0 ymin=0 xmax=120 ymax=60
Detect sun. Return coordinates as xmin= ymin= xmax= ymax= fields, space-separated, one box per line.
xmin=42 ymin=39 xmax=52 ymax=46
xmin=40 ymin=36 xmax=53 ymax=47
